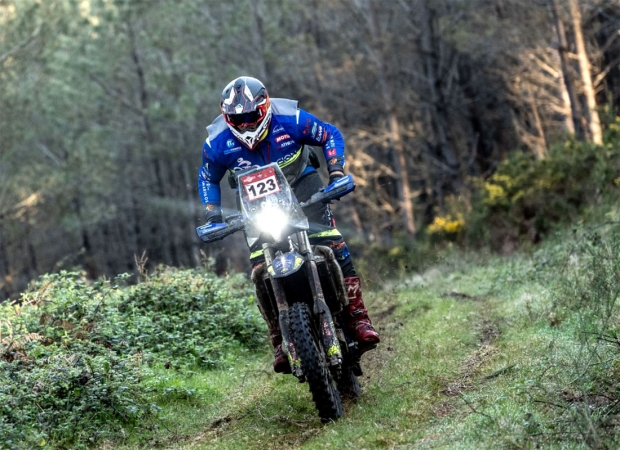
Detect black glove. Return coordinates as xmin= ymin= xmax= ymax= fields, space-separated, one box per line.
xmin=205 ymin=205 xmax=223 ymax=224
xmin=328 ymin=172 xmax=344 ymax=186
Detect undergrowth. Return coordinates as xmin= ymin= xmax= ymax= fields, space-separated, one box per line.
xmin=439 ymin=220 xmax=620 ymax=449
xmin=2 ymin=134 xmax=620 ymax=448
xmin=0 ymin=267 xmax=264 ymax=449
xmin=538 ymin=224 xmax=620 ymax=448
xmin=358 ymin=132 xmax=620 ymax=278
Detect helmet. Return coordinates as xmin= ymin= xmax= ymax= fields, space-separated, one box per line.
xmin=220 ymin=76 xmax=272 ymax=150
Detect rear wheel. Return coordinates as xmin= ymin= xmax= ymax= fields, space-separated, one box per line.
xmin=289 ymin=302 xmax=343 ymax=422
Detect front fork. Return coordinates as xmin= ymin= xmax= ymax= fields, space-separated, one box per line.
xmin=263 ymin=232 xmax=343 ymax=380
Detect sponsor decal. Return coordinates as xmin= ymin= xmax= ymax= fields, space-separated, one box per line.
xmin=314 ymin=125 xmax=323 ymax=141
xmin=233 ymin=157 xmax=259 ymax=172
xmin=346 ymin=277 xmax=361 ymax=299
xmin=224 ymin=146 xmax=243 ymax=154
xmin=273 ymin=124 xmax=284 ymax=134
xmin=227 ymin=139 xmax=236 ymax=148
xmin=199 ymin=179 xmax=212 ymax=202
xmin=276 ymin=152 xmax=297 ymax=165
xmin=205 ymin=204 xmax=215 ymax=211
xmin=330 ymin=241 xmax=346 ymax=252
xmin=311 ymin=123 xmax=317 ymax=137
xmin=275 ymin=134 xmax=291 ymax=143
xmin=302 ymin=119 xmax=312 ymax=135
xmin=327 ymin=149 xmax=337 ymax=157
xmin=279 ymin=141 xmax=294 ymax=149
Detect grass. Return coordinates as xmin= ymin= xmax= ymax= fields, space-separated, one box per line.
xmin=5 ymin=219 xmax=620 ymax=448
xmin=101 ymin=223 xmax=620 ymax=449
xmin=100 ymin=252 xmax=519 ymax=449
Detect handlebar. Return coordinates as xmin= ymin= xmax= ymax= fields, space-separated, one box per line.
xmin=196 ymin=174 xmax=356 ymax=243
xmin=196 ymin=216 xmax=244 ymax=243
xmin=298 ymin=174 xmax=355 ymax=208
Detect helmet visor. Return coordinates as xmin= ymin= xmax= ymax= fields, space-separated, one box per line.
xmin=226 ymin=110 xmax=263 ymax=129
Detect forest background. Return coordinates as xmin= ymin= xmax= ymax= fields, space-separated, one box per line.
xmin=1 ymin=0 xmax=620 ymax=301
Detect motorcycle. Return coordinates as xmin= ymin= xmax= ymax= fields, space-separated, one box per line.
xmin=196 ymin=163 xmax=368 ymax=422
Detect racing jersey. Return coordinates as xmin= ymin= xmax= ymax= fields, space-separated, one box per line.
xmin=198 ymin=98 xmax=345 ymax=207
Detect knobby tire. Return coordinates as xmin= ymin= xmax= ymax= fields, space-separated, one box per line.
xmin=289 ymin=302 xmax=343 ymax=422
xmin=337 ymin=365 xmax=361 ymax=400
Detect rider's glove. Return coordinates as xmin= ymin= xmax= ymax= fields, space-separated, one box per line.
xmin=205 ymin=204 xmax=223 ymax=224
xmin=328 ymin=172 xmax=344 ymax=186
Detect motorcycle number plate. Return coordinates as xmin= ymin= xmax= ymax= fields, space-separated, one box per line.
xmin=240 ymin=167 xmax=281 ymax=201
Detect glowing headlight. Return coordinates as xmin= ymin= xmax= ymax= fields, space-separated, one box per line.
xmin=255 ymin=207 xmax=288 ymax=241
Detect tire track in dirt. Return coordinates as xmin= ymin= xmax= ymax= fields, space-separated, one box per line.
xmin=432 ymin=291 xmax=506 ymax=425
xmin=170 ymin=285 xmax=501 ymax=449
xmin=176 ymin=289 xmax=404 ymax=450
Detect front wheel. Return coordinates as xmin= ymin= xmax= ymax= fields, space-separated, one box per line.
xmin=289 ymin=302 xmax=343 ymax=422
xmin=338 ymin=365 xmax=361 ymax=400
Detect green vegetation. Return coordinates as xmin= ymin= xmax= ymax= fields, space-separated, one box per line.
xmin=0 ymin=268 xmax=265 ymax=449
xmin=5 ymin=225 xmax=620 ymax=448
xmin=359 ymin=131 xmax=620 ymax=276
xmin=468 ymin=134 xmax=620 ymax=250
xmin=3 ymin=134 xmax=620 ymax=448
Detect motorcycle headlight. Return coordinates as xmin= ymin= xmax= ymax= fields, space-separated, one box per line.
xmin=255 ymin=207 xmax=288 ymax=241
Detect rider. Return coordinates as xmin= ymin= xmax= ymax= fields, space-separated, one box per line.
xmin=198 ymin=76 xmax=380 ymax=373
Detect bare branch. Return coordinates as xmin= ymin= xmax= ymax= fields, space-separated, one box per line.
xmin=35 ymin=143 xmax=64 ymax=167
xmin=0 ymin=24 xmax=41 ymax=66
xmin=593 ymin=54 xmax=620 ymax=87
xmin=88 ymin=73 xmax=142 ymax=115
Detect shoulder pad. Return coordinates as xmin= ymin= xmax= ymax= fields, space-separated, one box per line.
xmin=206 ymin=115 xmax=228 ymax=144
xmin=271 ymin=98 xmax=298 ymax=117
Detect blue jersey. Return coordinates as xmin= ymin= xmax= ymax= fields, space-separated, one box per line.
xmin=198 ymin=98 xmax=345 ymax=206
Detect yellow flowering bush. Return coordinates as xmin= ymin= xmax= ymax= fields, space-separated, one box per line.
xmin=607 ymin=116 xmax=620 ymax=142
xmin=465 ymin=132 xmax=620 ymax=250
xmin=428 ymin=213 xmax=465 ymax=236
xmin=483 ymin=182 xmax=507 ymax=206
xmin=483 ymin=171 xmax=525 ymax=208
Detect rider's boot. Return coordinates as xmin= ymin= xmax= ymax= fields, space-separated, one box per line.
xmin=344 ymin=276 xmax=380 ymax=349
xmin=270 ymin=329 xmax=292 ymax=374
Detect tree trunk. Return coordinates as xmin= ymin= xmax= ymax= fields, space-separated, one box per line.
xmin=528 ymin=83 xmax=548 ymax=159
xmin=24 ymin=215 xmax=38 ymax=279
xmin=418 ymin=0 xmax=460 ymax=200
xmin=389 ymin=113 xmax=417 ymax=235
xmin=551 ymin=0 xmax=585 ymax=141
xmin=127 ymin=17 xmax=174 ymax=265
xmin=182 ymin=160 xmax=202 ymax=267
xmin=367 ymin=2 xmax=416 ymax=235
xmin=252 ymin=0 xmax=268 ymax=82
xmin=569 ymin=0 xmax=603 ymax=145
xmin=559 ymin=72 xmax=576 ymax=135
xmin=0 ymin=224 xmax=10 ymax=300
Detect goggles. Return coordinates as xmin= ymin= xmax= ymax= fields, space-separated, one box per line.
xmin=226 ymin=109 xmax=263 ymax=129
